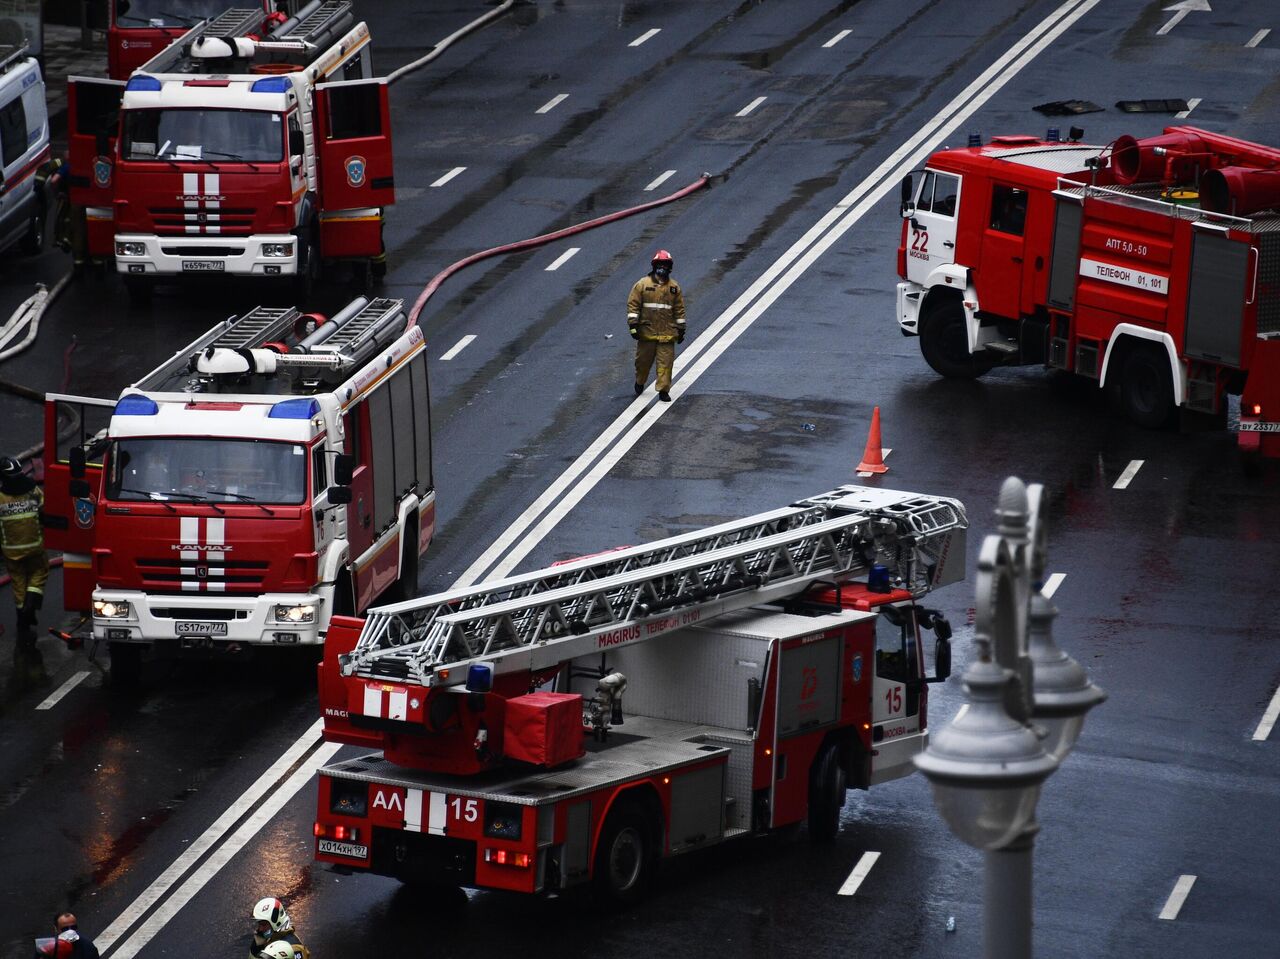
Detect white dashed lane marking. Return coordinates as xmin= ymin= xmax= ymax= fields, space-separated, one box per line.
xmin=735 ymin=96 xmax=767 ymax=117
xmin=536 ymin=94 xmax=569 ymax=114
xmin=35 ymin=671 xmax=91 ymax=710
xmin=1113 ymin=459 xmax=1144 ymax=489
xmin=823 ymin=29 xmax=853 ymax=48
xmin=440 ymin=335 xmax=476 ymax=361
xmin=1246 ymin=28 xmax=1270 ymax=48
xmin=1175 ymin=97 xmax=1202 ymax=118
xmin=430 ymin=166 xmax=466 ymax=188
xmin=1042 ymin=572 xmax=1066 ymax=598
xmin=644 ymin=170 xmax=677 ymax=192
xmin=1253 ymin=684 xmax=1280 ymax=741
xmin=545 ymin=248 xmax=580 ymax=271
xmin=1159 ymin=875 xmax=1197 ymax=920
xmin=630 ymin=28 xmax=661 ymax=47
xmin=837 ymin=851 xmax=881 ymax=896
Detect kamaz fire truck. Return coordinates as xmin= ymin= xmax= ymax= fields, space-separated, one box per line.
xmin=106 ymin=2 xmax=297 ymax=80
xmin=895 ymin=126 xmax=1280 ymax=459
xmin=68 ymin=2 xmax=394 ymax=302
xmin=41 ymin=296 xmax=433 ymax=681
xmin=312 ymin=487 xmax=965 ymax=901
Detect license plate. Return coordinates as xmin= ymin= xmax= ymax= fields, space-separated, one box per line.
xmin=182 ymin=259 xmax=225 ymax=272
xmin=318 ymin=839 xmax=368 ymax=859
xmin=175 ymin=621 xmax=228 ymax=636
xmin=1239 ymin=421 xmax=1280 ymax=433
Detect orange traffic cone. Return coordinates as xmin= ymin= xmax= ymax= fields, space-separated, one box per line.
xmin=856 ymin=406 xmax=889 ymax=474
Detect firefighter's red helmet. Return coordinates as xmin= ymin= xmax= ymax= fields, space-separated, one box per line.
xmin=651 ymin=249 xmax=673 ymax=269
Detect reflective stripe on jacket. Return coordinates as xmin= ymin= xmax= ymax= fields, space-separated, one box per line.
xmin=626 ymin=274 xmax=686 ymax=342
xmin=0 ymin=484 xmax=43 ymax=560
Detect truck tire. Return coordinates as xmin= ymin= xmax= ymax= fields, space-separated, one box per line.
xmin=20 ymin=200 xmax=46 ymax=255
xmin=109 ymin=642 xmax=143 ymax=687
xmin=124 ymin=275 xmax=154 ymax=306
xmin=807 ymin=743 xmax=847 ymax=843
xmin=920 ymin=299 xmax=993 ymax=379
xmin=593 ymin=803 xmax=655 ymax=905
xmin=1119 ymin=346 xmax=1174 ymax=428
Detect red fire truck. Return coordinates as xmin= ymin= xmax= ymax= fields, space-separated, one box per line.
xmin=106 ymin=2 xmax=296 ymax=80
xmin=69 ymin=2 xmax=394 ymax=303
xmin=895 ymin=126 xmax=1280 ymax=458
xmin=312 ymin=487 xmax=966 ymax=901
xmin=41 ymin=296 xmax=434 ymax=681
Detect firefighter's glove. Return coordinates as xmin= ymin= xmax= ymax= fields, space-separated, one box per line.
xmin=676 ymin=328 xmax=686 ymax=344
xmin=629 ymin=326 xmax=640 ymax=340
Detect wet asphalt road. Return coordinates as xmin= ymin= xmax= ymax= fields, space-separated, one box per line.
xmin=1 ymin=2 xmax=1278 ymax=957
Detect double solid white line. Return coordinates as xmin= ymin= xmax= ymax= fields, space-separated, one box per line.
xmin=92 ymin=0 xmax=1104 ymax=947
xmin=460 ymin=0 xmax=1105 ymax=587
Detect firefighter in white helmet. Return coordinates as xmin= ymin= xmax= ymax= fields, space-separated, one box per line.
xmin=261 ymin=942 xmax=305 ymax=959
xmin=249 ymin=898 xmax=309 ymax=959
xmin=627 ymin=249 xmax=686 ymax=402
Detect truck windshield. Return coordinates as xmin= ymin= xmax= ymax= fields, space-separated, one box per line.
xmin=113 ymin=1 xmax=238 ymax=28
xmin=121 ymin=109 xmax=284 ymax=163
xmin=106 ymin=438 xmax=307 ymax=505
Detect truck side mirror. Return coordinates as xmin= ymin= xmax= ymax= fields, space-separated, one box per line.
xmin=70 ymin=446 xmax=87 ymax=479
xmin=289 ymin=129 xmax=305 ymax=157
xmin=327 ymin=485 xmax=352 ymax=505
xmin=900 ymin=174 xmax=915 ymax=218
xmin=333 ymin=452 xmax=354 ymax=486
xmin=934 ymin=637 xmax=952 ymax=682
xmin=931 ymin=612 xmax=952 ymax=642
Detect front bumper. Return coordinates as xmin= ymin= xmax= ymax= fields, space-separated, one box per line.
xmin=114 ymin=233 xmax=299 ymax=277
xmin=92 ymin=589 xmax=323 ymax=646
xmin=896 ymin=281 xmax=923 ymax=336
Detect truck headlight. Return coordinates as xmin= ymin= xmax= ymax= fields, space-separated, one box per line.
xmin=115 ymin=242 xmax=145 ymax=256
xmin=94 ymin=600 xmax=131 ymax=619
xmin=262 ymin=242 xmax=295 ymax=258
xmin=275 ymin=603 xmax=315 ymax=624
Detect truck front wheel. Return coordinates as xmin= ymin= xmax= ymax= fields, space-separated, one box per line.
xmin=594 ymin=803 xmax=655 ymax=905
xmin=920 ymin=299 xmax=993 ymax=379
xmin=1118 ymin=346 xmax=1174 ymax=428
xmin=807 ymin=742 xmax=847 ymax=843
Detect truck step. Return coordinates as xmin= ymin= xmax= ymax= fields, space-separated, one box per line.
xmin=983 ymin=340 xmax=1019 ymax=356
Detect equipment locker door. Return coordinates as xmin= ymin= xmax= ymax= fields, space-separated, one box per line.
xmin=42 ymin=393 xmax=114 ymax=613
xmin=906 ymin=169 xmax=961 ymax=287
xmin=66 ymin=77 xmax=124 ymax=210
xmin=314 ymin=79 xmax=396 ymax=212
xmin=869 ymin=604 xmax=925 ymax=785
xmin=979 ymin=181 xmax=1030 ymax=319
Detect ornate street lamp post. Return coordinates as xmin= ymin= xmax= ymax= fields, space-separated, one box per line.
xmin=915 ymin=478 xmax=1106 ymax=959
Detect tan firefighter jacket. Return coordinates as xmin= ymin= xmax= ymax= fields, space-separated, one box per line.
xmin=0 ymin=483 xmax=44 ymax=561
xmin=627 ymin=275 xmax=686 ymax=343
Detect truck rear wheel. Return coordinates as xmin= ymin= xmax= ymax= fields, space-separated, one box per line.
xmin=1118 ymin=346 xmax=1174 ymax=428
xmin=593 ymin=803 xmax=655 ymax=905
xmin=920 ymin=299 xmax=993 ymax=379
xmin=807 ymin=743 xmax=847 ymax=843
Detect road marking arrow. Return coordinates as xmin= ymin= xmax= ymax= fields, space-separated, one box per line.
xmin=1157 ymin=0 xmax=1211 ymax=36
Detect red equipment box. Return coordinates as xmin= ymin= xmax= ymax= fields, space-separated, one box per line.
xmin=503 ymin=693 xmax=585 ymax=768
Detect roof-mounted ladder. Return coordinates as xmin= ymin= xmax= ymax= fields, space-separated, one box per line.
xmin=201 ymin=7 xmax=270 ymax=40
xmin=305 ymin=298 xmax=404 ymax=365
xmin=342 ymin=488 xmax=967 ymax=688
xmin=211 ymin=305 xmax=301 ymax=350
xmin=273 ymin=0 xmax=352 ymax=44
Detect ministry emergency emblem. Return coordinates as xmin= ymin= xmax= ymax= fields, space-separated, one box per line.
xmin=345 ymin=155 xmax=366 ymax=188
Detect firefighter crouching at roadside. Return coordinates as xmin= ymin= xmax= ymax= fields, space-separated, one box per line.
xmin=249 ymin=898 xmax=309 ymax=959
xmin=0 ymin=456 xmax=48 ymax=653
xmin=628 ymin=249 xmax=686 ymax=402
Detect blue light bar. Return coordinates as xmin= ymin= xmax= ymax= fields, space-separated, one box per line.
xmin=114 ymin=394 xmax=159 ymax=416
xmin=868 ymin=563 xmax=892 ymax=594
xmin=125 ymin=75 xmax=162 ymax=92
xmin=250 ymin=76 xmax=291 ymax=93
xmin=268 ymin=398 xmax=320 ymax=419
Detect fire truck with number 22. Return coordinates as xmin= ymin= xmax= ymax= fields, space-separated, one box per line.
xmin=313 ymin=487 xmax=965 ymax=902
xmin=69 ymin=1 xmax=394 ymax=303
xmin=895 ymin=125 xmax=1280 ymax=459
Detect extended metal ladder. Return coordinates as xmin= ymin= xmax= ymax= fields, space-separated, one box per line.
xmin=342 ymin=488 xmax=967 ymax=689
xmin=202 ymin=7 xmax=269 ymax=40
xmin=211 ymin=305 xmax=300 ymax=350
xmin=307 ymin=298 xmax=404 ymax=365
xmin=275 ymin=1 xmax=351 ymax=43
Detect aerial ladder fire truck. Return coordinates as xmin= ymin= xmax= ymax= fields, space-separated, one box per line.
xmin=313 ymin=487 xmax=966 ymax=901
xmin=41 ymin=296 xmax=433 ymax=681
xmin=68 ymin=1 xmax=395 ymax=302
xmin=895 ymin=125 xmax=1280 ymax=460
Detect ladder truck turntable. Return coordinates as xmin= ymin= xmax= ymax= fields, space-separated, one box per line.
xmin=68 ymin=2 xmax=395 ymax=302
xmin=313 ymin=487 xmax=967 ymax=901
xmin=41 ymin=295 xmax=434 ymax=680
xmin=896 ymin=125 xmax=1280 ymax=459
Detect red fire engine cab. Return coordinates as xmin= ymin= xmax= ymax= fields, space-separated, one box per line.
xmin=41 ymin=296 xmax=434 ymax=681
xmin=69 ymin=2 xmax=394 ymax=303
xmin=312 ymin=487 xmax=966 ymax=901
xmin=896 ymin=126 xmax=1280 ymax=458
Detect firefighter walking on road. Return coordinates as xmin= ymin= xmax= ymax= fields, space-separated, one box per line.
xmin=0 ymin=456 xmax=48 ymax=654
xmin=628 ymin=249 xmax=686 ymax=402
